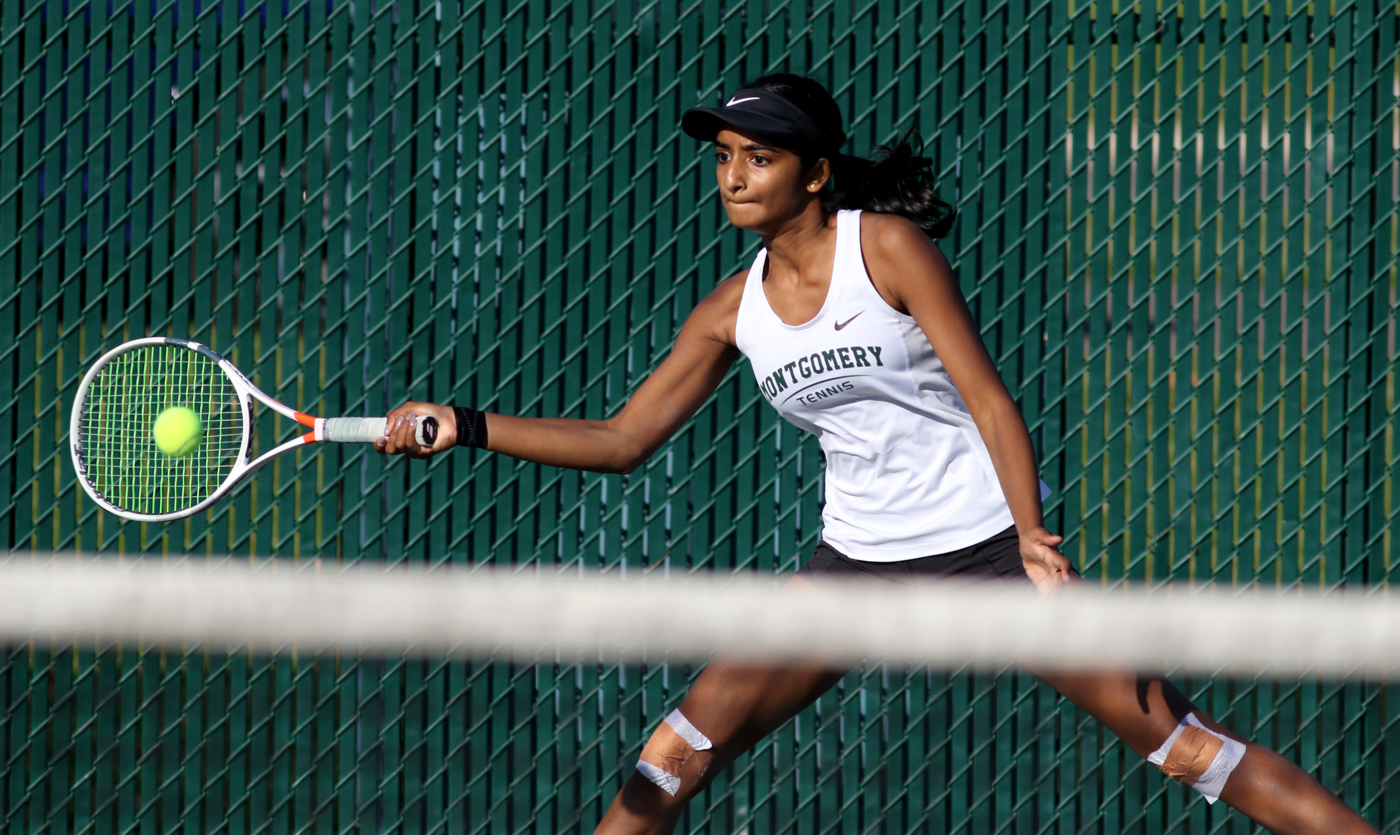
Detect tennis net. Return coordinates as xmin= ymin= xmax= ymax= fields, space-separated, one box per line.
xmin=2 ymin=553 xmax=1396 ymax=678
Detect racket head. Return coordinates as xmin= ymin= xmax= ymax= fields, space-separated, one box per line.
xmin=69 ymin=337 xmax=251 ymax=521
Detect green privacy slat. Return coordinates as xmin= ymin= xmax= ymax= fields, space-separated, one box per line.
xmin=2 ymin=1 xmax=1399 ymax=832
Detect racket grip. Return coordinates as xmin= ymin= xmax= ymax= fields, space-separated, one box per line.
xmin=322 ymin=417 xmax=387 ymax=443
xmin=322 ymin=416 xmax=438 ymax=446
xmin=418 ymin=416 xmax=438 ymax=446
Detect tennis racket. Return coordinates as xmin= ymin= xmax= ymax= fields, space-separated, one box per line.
xmin=69 ymin=336 xmax=438 ymax=522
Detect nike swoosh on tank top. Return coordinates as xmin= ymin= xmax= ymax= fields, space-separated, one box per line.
xmin=733 ymin=209 xmax=1053 ymax=561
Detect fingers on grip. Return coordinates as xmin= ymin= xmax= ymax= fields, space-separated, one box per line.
xmin=358 ymin=412 xmax=435 ymax=451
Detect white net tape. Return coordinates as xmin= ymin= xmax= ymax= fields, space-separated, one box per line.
xmin=2 ymin=554 xmax=1396 ymax=678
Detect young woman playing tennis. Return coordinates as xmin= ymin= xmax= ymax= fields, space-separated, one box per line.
xmin=378 ymin=74 xmax=1377 ymax=834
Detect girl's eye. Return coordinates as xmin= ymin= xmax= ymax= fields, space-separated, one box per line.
xmin=751 ymin=155 xmax=769 ymax=166
xmin=715 ymin=152 xmax=730 ymax=163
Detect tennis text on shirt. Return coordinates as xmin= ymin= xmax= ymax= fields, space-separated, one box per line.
xmin=756 ymin=345 xmax=885 ymax=403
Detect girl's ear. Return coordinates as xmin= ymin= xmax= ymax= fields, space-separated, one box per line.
xmin=806 ymin=157 xmax=832 ymax=193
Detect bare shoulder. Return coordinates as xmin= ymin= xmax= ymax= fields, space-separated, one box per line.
xmin=686 ymin=271 xmax=747 ymax=346
xmin=859 ymin=212 xmax=941 ymax=261
xmin=694 ymin=271 xmax=747 ymax=318
xmin=710 ymin=271 xmax=749 ymax=303
xmin=857 ymin=212 xmax=949 ymax=312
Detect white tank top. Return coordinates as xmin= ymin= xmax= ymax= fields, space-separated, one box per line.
xmin=733 ymin=209 xmax=1052 ymax=561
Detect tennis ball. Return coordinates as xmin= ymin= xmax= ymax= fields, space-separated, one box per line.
xmin=153 ymin=407 xmax=203 ymax=457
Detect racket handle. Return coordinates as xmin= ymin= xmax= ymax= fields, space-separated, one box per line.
xmin=418 ymin=416 xmax=438 ymax=446
xmin=322 ymin=416 xmax=439 ymax=446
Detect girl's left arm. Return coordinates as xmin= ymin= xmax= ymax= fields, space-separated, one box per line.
xmin=862 ymin=215 xmax=1071 ymax=590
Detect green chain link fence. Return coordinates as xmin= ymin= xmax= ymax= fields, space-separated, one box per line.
xmin=2 ymin=0 xmax=1398 ymax=830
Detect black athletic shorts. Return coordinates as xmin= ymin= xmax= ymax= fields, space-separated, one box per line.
xmin=797 ymin=524 xmax=1033 ymax=583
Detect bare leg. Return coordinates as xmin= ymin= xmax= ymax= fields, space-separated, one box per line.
xmin=595 ymin=572 xmax=1378 ymax=834
xmin=1034 ymin=669 xmax=1378 ymax=834
xmin=595 ymin=577 xmax=848 ymax=835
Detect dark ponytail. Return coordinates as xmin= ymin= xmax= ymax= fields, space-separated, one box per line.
xmin=743 ymin=74 xmax=958 ymax=239
xmin=826 ymin=129 xmax=956 ymax=239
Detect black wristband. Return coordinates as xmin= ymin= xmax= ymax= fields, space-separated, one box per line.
xmin=451 ymin=406 xmax=489 ymax=449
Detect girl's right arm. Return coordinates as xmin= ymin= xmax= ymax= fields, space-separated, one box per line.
xmin=377 ymin=275 xmax=745 ymax=474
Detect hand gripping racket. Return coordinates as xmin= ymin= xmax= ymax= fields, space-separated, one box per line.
xmin=69 ymin=336 xmax=437 ymax=522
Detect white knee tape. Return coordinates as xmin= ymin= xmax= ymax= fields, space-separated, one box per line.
xmin=635 ymin=710 xmax=713 ymax=796
xmin=635 ymin=760 xmax=681 ymax=796
xmin=663 ymin=709 xmax=713 ymax=752
xmin=1146 ymin=712 xmax=1247 ymax=804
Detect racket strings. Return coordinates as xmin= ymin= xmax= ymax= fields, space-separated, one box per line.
xmin=79 ymin=344 xmax=243 ymax=515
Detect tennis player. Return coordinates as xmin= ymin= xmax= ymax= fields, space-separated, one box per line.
xmin=378 ymin=74 xmax=1378 ymax=834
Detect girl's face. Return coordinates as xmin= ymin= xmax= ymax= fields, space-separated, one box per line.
xmin=713 ymin=127 xmax=827 ymax=233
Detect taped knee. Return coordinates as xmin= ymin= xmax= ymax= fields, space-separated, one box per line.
xmin=635 ymin=709 xmax=714 ymax=796
xmin=1146 ymin=712 xmax=1247 ymax=804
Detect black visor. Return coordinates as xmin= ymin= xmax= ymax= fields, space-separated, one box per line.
xmin=681 ymin=88 xmax=841 ymax=150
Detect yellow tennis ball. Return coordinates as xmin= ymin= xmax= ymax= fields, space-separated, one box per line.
xmin=153 ymin=407 xmax=203 ymax=457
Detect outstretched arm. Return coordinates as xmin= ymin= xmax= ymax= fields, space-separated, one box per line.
xmin=378 ymin=276 xmax=743 ymax=474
